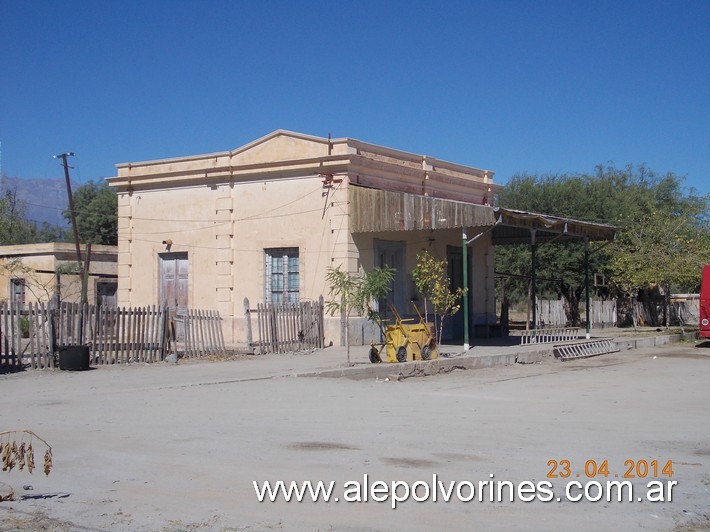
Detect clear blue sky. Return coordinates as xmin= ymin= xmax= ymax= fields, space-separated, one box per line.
xmin=1 ymin=0 xmax=708 ymax=195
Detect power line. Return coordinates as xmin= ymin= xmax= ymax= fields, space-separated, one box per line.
xmin=21 ymin=200 xmax=69 ymax=213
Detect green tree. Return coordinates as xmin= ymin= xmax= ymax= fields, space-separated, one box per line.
xmin=609 ymin=175 xmax=710 ymax=326
xmin=412 ymin=250 xmax=466 ymax=344
xmin=496 ymin=172 xmax=614 ymax=325
xmin=325 ymin=265 xmax=395 ymax=366
xmin=0 ymin=188 xmax=41 ymax=245
xmin=34 ymin=222 xmax=68 ymax=243
xmin=496 ymin=165 xmax=710 ymax=326
xmin=64 ymin=180 xmax=117 ymax=245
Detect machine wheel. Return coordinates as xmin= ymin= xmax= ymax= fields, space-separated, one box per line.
xmin=421 ymin=345 xmax=431 ymax=360
xmin=396 ymin=346 xmax=407 ymax=363
xmin=369 ymin=346 xmax=382 ymax=364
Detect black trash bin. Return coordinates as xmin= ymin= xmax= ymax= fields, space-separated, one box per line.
xmin=58 ymin=345 xmax=91 ymax=371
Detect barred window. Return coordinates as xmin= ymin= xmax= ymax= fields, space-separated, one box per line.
xmin=265 ymin=248 xmax=299 ymax=303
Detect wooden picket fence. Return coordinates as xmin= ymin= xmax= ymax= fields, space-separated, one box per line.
xmin=1 ymin=301 xmax=55 ymax=370
xmin=244 ymin=297 xmax=324 ymax=354
xmin=88 ymin=304 xmax=168 ymax=365
xmin=0 ymin=302 xmax=226 ymax=371
xmin=176 ymin=309 xmax=226 ymax=358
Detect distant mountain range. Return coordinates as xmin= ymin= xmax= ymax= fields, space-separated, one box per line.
xmin=0 ymin=175 xmax=71 ymax=228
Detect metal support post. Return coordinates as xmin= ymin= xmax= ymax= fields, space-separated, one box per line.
xmin=463 ymin=229 xmax=469 ymax=350
xmin=530 ymin=229 xmax=537 ymax=338
xmin=584 ymin=238 xmax=591 ymax=339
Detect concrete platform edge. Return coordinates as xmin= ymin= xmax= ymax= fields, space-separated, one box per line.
xmin=297 ymin=332 xmax=698 ymax=381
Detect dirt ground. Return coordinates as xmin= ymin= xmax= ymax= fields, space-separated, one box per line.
xmin=0 ymin=339 xmax=708 ymax=531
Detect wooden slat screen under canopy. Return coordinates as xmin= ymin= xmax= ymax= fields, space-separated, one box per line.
xmin=349 ymin=185 xmax=495 ymax=233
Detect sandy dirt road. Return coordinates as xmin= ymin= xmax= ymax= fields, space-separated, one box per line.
xmin=0 ymin=341 xmax=708 ymax=531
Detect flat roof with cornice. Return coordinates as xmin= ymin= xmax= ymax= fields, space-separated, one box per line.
xmin=108 ymin=130 xmax=499 ymax=205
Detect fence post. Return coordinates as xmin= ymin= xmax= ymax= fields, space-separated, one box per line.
xmin=244 ymin=297 xmax=254 ymax=355
xmin=158 ymin=306 xmax=167 ymax=360
xmin=216 ymin=311 xmax=226 ymax=354
xmin=256 ymin=303 xmax=265 ymax=354
xmin=318 ymin=295 xmax=325 ymax=348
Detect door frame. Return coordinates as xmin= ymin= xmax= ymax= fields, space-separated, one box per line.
xmin=159 ymin=252 xmax=189 ymax=341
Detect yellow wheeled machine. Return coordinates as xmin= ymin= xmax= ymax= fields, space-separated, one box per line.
xmin=369 ymin=304 xmax=439 ymax=363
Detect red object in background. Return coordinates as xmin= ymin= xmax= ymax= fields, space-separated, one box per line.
xmin=700 ymin=265 xmax=710 ymax=339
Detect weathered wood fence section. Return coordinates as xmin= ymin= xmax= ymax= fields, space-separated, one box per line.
xmin=90 ymin=305 xmax=168 ymax=364
xmin=536 ymin=300 xmax=567 ymax=326
xmin=536 ymin=299 xmax=617 ymax=327
xmin=632 ymin=299 xmax=699 ymax=327
xmin=0 ymin=302 xmax=226 ymax=371
xmin=244 ymin=297 xmax=324 ymax=354
xmin=179 ymin=309 xmax=226 ymax=358
xmin=537 ymin=298 xmax=697 ymax=328
xmin=589 ymin=300 xmax=617 ymax=328
xmin=0 ymin=301 xmax=55 ymax=370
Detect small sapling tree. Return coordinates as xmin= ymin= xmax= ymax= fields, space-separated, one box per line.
xmin=325 ymin=265 xmax=395 ymax=365
xmin=412 ymin=250 xmax=467 ymax=344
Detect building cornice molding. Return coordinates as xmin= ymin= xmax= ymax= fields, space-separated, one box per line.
xmin=108 ymin=130 xmax=499 ymax=205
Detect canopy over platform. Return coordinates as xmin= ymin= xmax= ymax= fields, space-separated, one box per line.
xmin=349 ymin=186 xmax=617 ymax=243
xmin=491 ymin=207 xmax=617 ymax=245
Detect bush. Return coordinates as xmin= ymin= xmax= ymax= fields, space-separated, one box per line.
xmin=19 ymin=316 xmax=29 ymax=338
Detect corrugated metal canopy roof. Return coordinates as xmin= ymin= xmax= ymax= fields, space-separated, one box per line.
xmin=491 ymin=207 xmax=617 ymax=244
xmin=349 ymin=186 xmax=616 ymax=244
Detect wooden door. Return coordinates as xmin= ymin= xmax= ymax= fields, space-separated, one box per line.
xmin=96 ymin=280 xmax=118 ymax=309
xmin=160 ymin=253 xmax=188 ymax=340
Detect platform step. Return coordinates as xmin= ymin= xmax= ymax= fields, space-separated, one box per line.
xmin=553 ymin=339 xmax=619 ymax=360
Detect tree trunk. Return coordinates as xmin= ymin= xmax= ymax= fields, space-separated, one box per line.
xmin=560 ymin=284 xmax=583 ymax=326
xmin=664 ymin=284 xmax=671 ymax=329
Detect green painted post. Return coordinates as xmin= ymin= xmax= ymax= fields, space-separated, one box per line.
xmin=530 ymin=229 xmax=537 ymax=338
xmin=463 ymin=229 xmax=469 ymax=350
xmin=585 ymin=238 xmax=591 ymax=338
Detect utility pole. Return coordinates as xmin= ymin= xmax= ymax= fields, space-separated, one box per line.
xmin=54 ymin=153 xmax=82 ymax=267
xmin=54 ymin=153 xmax=89 ymax=309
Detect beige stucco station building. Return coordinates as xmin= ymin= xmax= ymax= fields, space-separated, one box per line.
xmin=107 ymin=130 xmax=615 ymax=349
